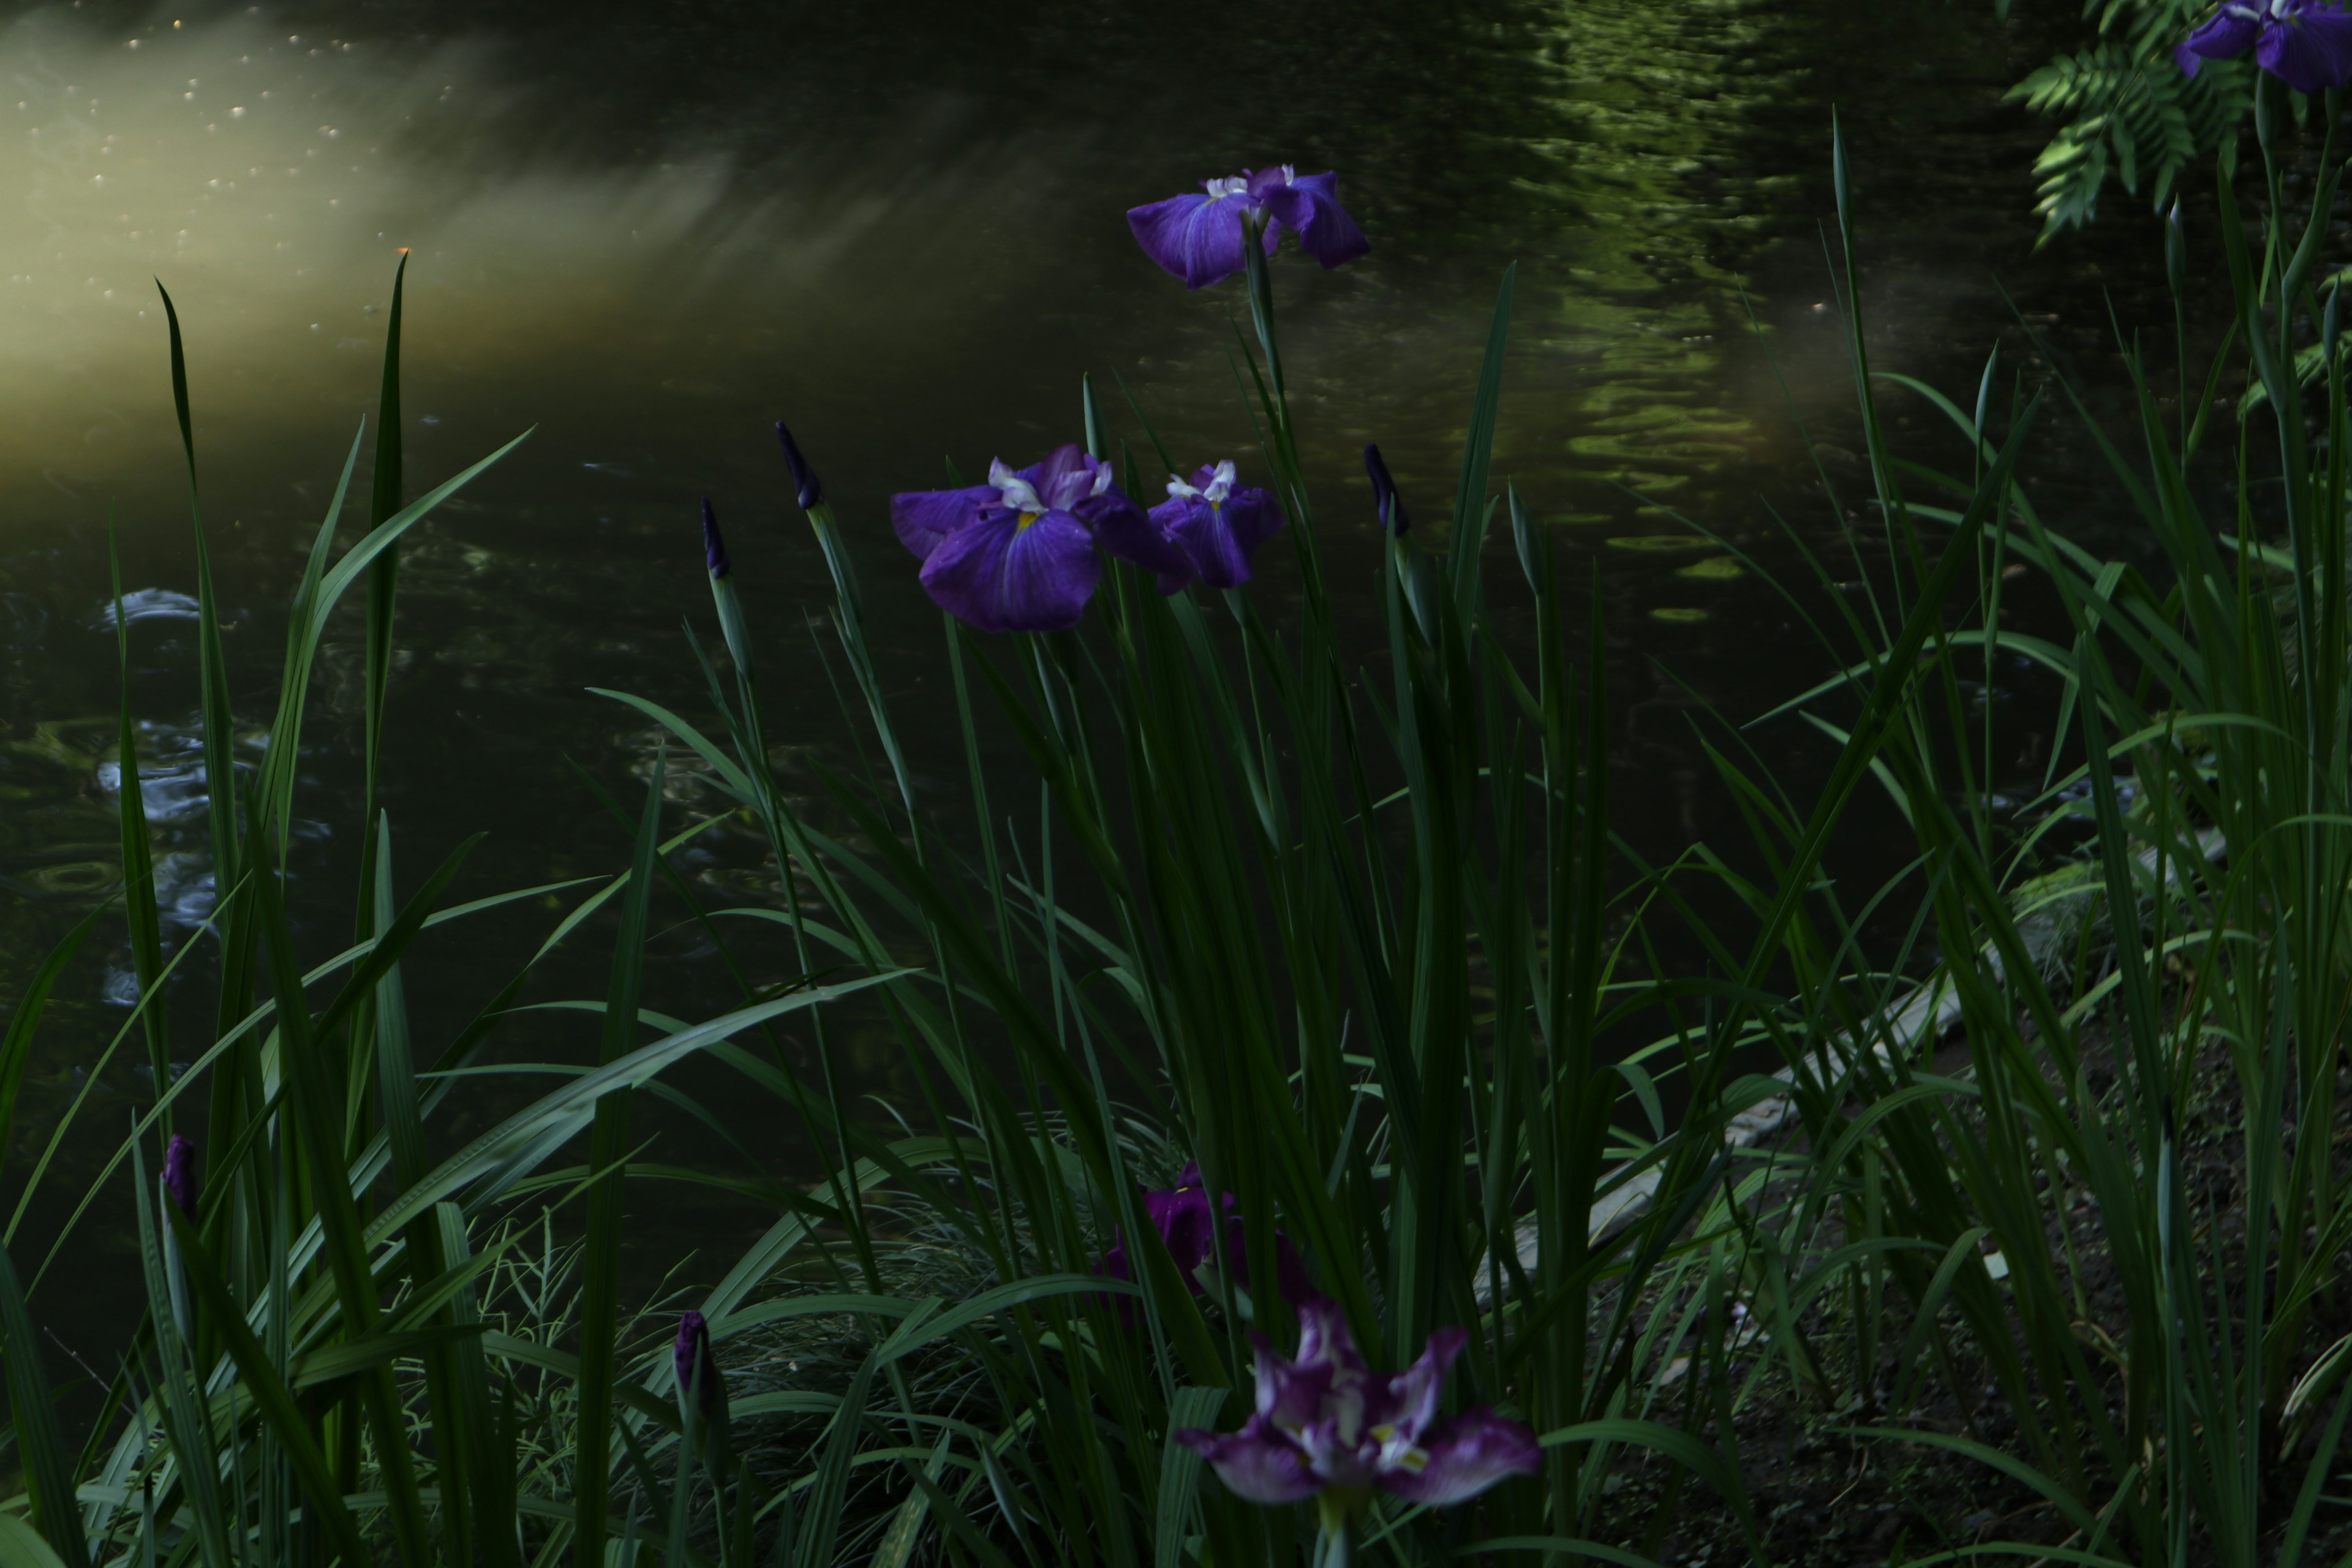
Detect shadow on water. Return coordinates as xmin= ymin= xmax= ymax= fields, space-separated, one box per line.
xmin=0 ymin=0 xmax=2194 ymax=1386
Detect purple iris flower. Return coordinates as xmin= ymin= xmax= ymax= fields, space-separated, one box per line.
xmin=162 ymin=1134 xmax=198 ymax=1222
xmin=1128 ymin=165 xmax=1370 ymax=289
xmin=1148 ymin=462 xmax=1286 ymax=589
xmin=2177 ymin=1 xmax=2352 ymax=93
xmin=1099 ymin=1161 xmax=1313 ymax=1307
xmin=1177 ymin=1297 xmax=1540 ymax=1509
xmin=700 ymin=498 xmax=731 ymax=579
xmin=891 ymin=444 xmax=1193 ymax=632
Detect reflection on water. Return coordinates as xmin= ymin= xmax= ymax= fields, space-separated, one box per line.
xmin=0 ymin=0 xmax=2152 ymax=1362
xmin=1526 ymin=0 xmax=1806 ymax=533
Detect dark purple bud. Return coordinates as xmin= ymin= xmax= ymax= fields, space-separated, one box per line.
xmin=1363 ymin=444 xmax=1409 ymax=534
xmin=674 ymin=1310 xmax=721 ymax=1414
xmin=162 ymin=1134 xmax=198 ymax=1222
xmin=701 ymin=498 xmax=731 ymax=579
xmin=775 ymin=421 xmax=823 ymax=511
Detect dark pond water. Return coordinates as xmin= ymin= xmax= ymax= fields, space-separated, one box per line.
xmin=0 ymin=0 xmax=2201 ymax=1383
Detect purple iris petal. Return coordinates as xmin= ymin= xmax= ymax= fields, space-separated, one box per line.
xmin=891 ymin=484 xmax=997 ymax=564
xmin=1080 ymin=488 xmax=1198 ymax=585
xmin=918 ymin=505 xmax=1100 ymax=633
xmin=1378 ymin=1408 xmax=1544 ymax=1506
xmin=1248 ymin=167 xmax=1370 ymax=271
xmin=1150 ymin=462 xmax=1286 ymax=590
xmin=1251 ymin=1332 xmax=1335 ymax=1428
xmin=2176 ymin=1 xmax=2352 ymax=89
xmin=1096 ymin=1159 xmax=1316 ymax=1317
xmin=1127 ymin=178 xmax=1273 ymax=289
xmin=1178 ymin=1413 xmax=1324 ymax=1504
xmin=1388 ymin=1327 xmax=1469 ymax=1438
xmin=2178 ymin=4 xmax=2263 ymax=74
xmin=2259 ymin=1 xmax=2352 ymax=91
xmin=162 ymin=1134 xmax=198 ymax=1221
xmin=1148 ymin=1176 xmax=1218 ymax=1275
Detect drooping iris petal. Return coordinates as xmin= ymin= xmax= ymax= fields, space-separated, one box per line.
xmin=1079 ymin=488 xmax=1199 ymax=584
xmin=1179 ymin=1414 xmax=1324 ymax=1504
xmin=1248 ymin=166 xmax=1370 ymax=271
xmin=891 ymin=484 xmax=997 ymax=563
xmin=2258 ymin=1 xmax=2352 ymax=91
xmin=1127 ymin=178 xmax=1272 ymax=289
xmin=917 ymin=507 xmax=1101 ymax=633
xmin=1376 ymin=1408 xmax=1543 ymax=1506
xmin=2177 ymin=4 xmax=2263 ymax=74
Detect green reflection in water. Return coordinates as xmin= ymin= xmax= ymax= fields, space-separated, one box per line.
xmin=1518 ymin=0 xmax=1812 ymax=526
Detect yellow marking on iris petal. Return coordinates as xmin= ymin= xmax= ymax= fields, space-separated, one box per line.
xmin=1017 ymin=510 xmax=1044 ymax=532
xmin=1396 ymin=1447 xmax=1429 ymax=1472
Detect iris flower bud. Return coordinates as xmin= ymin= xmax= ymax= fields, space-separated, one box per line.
xmin=160 ymin=1134 xmax=198 ymax=1345
xmin=162 ymin=1134 xmax=198 ymax=1221
xmin=673 ymin=1309 xmax=731 ymax=1473
xmin=776 ymin=422 xmax=824 ymax=511
xmin=701 ymin=498 xmax=732 ymax=579
xmin=1363 ymin=444 xmax=1409 ymax=535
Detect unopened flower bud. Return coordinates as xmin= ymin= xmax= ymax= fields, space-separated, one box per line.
xmin=1363 ymin=444 xmax=1409 ymax=535
xmin=776 ymin=422 xmax=823 ymax=511
xmin=701 ymin=498 xmax=732 ymax=579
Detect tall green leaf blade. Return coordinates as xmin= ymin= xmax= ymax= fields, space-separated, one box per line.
xmin=0 ymin=909 xmax=104 ymax=1177
xmin=574 ymin=748 xmax=666 ymax=1561
xmin=0 ymin=1243 xmax=88 ymax=1568
xmin=1449 ymin=263 xmax=1514 ymax=621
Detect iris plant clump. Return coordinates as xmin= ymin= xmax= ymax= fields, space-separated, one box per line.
xmin=2177 ymin=0 xmax=2352 ymax=92
xmin=888 ymin=158 xmax=1356 ymax=633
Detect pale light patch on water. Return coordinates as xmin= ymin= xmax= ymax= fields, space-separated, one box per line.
xmin=0 ymin=4 xmax=1022 ymax=517
xmin=88 ymin=585 xmax=198 ymax=625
